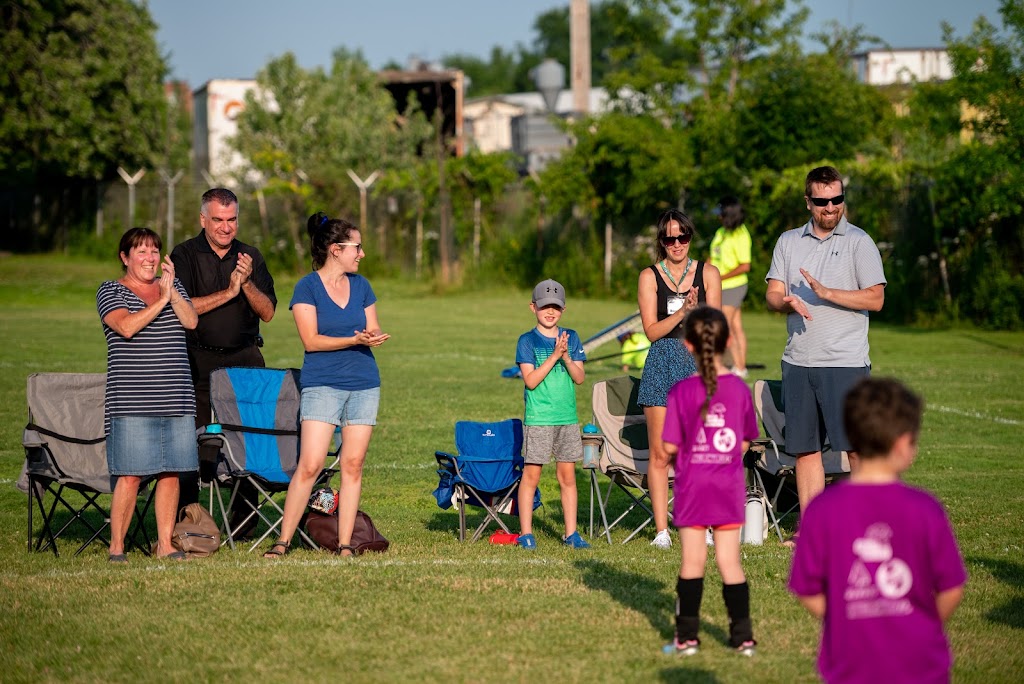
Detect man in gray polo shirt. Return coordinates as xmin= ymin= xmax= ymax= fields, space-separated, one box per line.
xmin=765 ymin=166 xmax=886 ymax=542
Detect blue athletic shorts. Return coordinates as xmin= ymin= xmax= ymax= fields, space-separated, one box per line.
xmin=781 ymin=362 xmax=869 ymax=453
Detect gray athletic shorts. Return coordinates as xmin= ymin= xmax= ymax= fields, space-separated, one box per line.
xmin=781 ymin=361 xmax=869 ymax=453
xmin=721 ymin=284 xmax=748 ymax=308
xmin=524 ymin=424 xmax=584 ymax=465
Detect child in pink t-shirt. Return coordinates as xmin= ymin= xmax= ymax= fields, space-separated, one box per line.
xmin=661 ymin=306 xmax=760 ymax=657
xmin=788 ymin=377 xmax=967 ymax=683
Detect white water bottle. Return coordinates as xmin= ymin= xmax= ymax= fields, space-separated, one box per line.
xmin=742 ymin=492 xmax=765 ymax=545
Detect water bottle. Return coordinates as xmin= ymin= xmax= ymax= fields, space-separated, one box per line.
xmin=742 ymin=491 xmax=765 ymax=545
xmin=581 ymin=423 xmax=601 ymax=469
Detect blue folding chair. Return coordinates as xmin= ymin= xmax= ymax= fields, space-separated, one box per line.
xmin=433 ymin=418 xmax=540 ymax=542
xmin=200 ymin=367 xmax=337 ymax=552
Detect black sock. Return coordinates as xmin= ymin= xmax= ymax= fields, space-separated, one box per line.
xmin=675 ymin=577 xmax=704 ymax=641
xmin=722 ymin=581 xmax=753 ymax=646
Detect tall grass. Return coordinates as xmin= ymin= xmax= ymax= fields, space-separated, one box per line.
xmin=0 ymin=254 xmax=1021 ymax=683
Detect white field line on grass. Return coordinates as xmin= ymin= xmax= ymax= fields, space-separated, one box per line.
xmin=930 ymin=404 xmax=1023 ymax=426
xmin=364 ymin=462 xmax=434 ymax=470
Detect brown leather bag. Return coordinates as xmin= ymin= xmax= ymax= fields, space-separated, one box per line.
xmin=171 ymin=503 xmax=221 ymax=558
xmin=305 ymin=508 xmax=390 ymax=555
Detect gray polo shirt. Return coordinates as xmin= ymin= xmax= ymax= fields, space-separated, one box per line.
xmin=765 ymin=216 xmax=886 ymax=368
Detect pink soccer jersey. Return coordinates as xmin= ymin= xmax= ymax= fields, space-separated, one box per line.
xmin=789 ymin=482 xmax=968 ymax=683
xmin=662 ymin=374 xmax=759 ymax=527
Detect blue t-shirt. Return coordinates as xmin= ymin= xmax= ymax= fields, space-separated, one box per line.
xmin=289 ymin=272 xmax=380 ymax=391
xmin=515 ymin=327 xmax=585 ymax=426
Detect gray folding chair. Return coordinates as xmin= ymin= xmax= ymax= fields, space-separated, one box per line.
xmin=18 ymin=373 xmax=153 ymax=556
xmin=587 ymin=375 xmax=674 ymax=544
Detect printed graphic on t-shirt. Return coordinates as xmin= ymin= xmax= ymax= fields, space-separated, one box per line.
xmin=844 ymin=523 xmax=914 ymax=619
xmin=691 ymin=402 xmax=736 ymax=465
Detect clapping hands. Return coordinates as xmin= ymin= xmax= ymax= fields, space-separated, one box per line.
xmin=354 ymin=329 xmax=390 ymax=348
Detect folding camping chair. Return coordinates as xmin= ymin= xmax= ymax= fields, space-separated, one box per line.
xmin=587 ymin=375 xmax=673 ymax=544
xmin=17 ymin=373 xmax=153 ymax=556
xmin=433 ymin=419 xmax=539 ymax=542
xmin=199 ymin=367 xmax=338 ymax=552
xmin=746 ymin=379 xmax=851 ymax=542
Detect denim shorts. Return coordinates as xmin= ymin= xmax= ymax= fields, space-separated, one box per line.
xmin=300 ymin=386 xmax=380 ymax=427
xmin=781 ymin=362 xmax=870 ymax=453
xmin=524 ymin=424 xmax=583 ymax=465
xmin=107 ymin=415 xmax=198 ymax=477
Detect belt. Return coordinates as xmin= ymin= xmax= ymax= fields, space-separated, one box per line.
xmin=192 ymin=336 xmax=261 ymax=354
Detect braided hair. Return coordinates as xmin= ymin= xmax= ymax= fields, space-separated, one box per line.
xmin=683 ymin=306 xmax=730 ymax=421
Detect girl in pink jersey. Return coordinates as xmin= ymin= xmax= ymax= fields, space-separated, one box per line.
xmin=661 ymin=306 xmax=760 ymax=656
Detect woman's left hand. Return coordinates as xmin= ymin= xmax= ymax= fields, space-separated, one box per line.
xmin=683 ymin=287 xmax=699 ymax=313
xmin=158 ymin=256 xmax=176 ymax=301
xmin=355 ymin=329 xmax=390 ymax=347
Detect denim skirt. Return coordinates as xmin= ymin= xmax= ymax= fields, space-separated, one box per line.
xmin=107 ymin=415 xmax=198 ymax=476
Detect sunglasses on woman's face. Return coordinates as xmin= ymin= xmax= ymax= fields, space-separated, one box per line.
xmin=809 ymin=194 xmax=845 ymax=207
xmin=661 ymin=234 xmax=692 ymax=246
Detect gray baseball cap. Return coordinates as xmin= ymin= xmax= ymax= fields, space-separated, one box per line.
xmin=532 ymin=279 xmax=566 ymax=308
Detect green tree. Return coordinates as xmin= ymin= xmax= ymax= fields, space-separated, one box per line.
xmin=231 ymin=49 xmax=432 ymax=271
xmin=0 ymin=0 xmax=168 ymax=182
xmin=933 ymin=0 xmax=1024 ymax=328
xmin=442 ymin=46 xmax=528 ymax=97
xmin=733 ymin=52 xmax=893 ymax=171
xmin=0 ymin=0 xmax=171 ymax=250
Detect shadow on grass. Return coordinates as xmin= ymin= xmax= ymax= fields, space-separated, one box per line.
xmin=967 ymin=555 xmax=1024 ymax=629
xmin=424 ymin=501 xmax=566 ymax=541
xmin=657 ymin=666 xmax=721 ymax=683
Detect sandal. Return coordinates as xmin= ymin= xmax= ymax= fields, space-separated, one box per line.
xmin=263 ymin=539 xmax=291 ymax=559
xmin=782 ymin=533 xmax=799 ymax=549
xmin=332 ymin=544 xmax=357 ymax=557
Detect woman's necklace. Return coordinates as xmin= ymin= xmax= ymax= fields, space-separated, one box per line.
xmin=660 ymin=258 xmax=693 ymax=295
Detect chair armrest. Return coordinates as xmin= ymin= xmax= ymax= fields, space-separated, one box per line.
xmin=435 ymin=451 xmax=460 ymax=475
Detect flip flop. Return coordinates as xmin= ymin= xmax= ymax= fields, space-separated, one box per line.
xmin=782 ymin=533 xmax=799 ymax=549
xmin=108 ymin=553 xmax=128 ymax=563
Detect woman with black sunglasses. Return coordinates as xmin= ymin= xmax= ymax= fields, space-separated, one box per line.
xmin=636 ymin=208 xmax=722 ymax=551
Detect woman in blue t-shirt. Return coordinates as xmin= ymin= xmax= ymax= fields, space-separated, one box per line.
xmin=265 ymin=213 xmax=390 ymax=558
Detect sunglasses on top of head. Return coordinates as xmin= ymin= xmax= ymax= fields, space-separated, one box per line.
xmin=809 ymin=194 xmax=845 ymax=207
xmin=660 ymin=234 xmax=692 ymax=246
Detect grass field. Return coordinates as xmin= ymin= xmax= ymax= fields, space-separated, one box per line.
xmin=1 ymin=253 xmax=1021 ymax=683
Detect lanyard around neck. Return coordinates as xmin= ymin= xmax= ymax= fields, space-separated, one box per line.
xmin=660 ymin=258 xmax=692 ymax=294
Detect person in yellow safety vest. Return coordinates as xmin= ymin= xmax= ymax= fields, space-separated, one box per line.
xmin=619 ymin=330 xmax=651 ymax=372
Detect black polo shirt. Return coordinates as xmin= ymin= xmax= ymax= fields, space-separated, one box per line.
xmin=170 ymin=232 xmax=277 ymax=349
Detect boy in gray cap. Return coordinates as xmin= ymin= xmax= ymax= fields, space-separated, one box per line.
xmin=514 ymin=279 xmax=590 ymax=549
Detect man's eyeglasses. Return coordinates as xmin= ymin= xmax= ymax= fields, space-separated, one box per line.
xmin=809 ymin=194 xmax=845 ymax=207
xmin=660 ymin=234 xmax=692 ymax=246
xmin=336 ymin=242 xmax=363 ymax=252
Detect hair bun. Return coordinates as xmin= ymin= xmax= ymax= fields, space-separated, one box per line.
xmin=307 ymin=211 xmax=329 ymax=237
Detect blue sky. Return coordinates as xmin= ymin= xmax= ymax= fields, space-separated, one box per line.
xmin=150 ymin=0 xmax=1005 ymax=87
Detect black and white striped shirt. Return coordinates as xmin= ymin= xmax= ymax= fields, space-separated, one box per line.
xmin=96 ymin=280 xmax=196 ymax=434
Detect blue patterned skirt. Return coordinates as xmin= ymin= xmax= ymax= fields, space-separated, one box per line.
xmin=637 ymin=337 xmax=697 ymax=408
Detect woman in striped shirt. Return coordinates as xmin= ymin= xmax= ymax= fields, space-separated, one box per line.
xmin=96 ymin=228 xmax=198 ymax=562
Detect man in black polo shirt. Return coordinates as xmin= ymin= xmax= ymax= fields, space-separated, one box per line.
xmin=171 ymin=188 xmax=277 ymax=530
